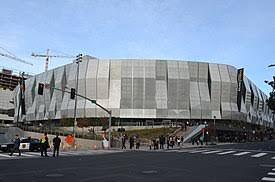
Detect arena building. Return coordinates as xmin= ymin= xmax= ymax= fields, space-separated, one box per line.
xmin=14 ymin=56 xmax=274 ymax=132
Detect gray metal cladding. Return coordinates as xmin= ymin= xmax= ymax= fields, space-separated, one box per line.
xmin=14 ymin=57 xmax=273 ymax=127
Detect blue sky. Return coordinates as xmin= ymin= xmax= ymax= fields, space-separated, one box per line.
xmin=0 ymin=0 xmax=275 ymax=93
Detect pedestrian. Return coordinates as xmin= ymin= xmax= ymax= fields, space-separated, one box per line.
xmin=53 ymin=134 xmax=61 ymax=157
xmin=121 ymin=134 xmax=126 ymax=149
xmin=136 ymin=135 xmax=140 ymax=149
xmin=159 ymin=135 xmax=165 ymax=149
xmin=10 ymin=134 xmax=21 ymax=156
xmin=177 ymin=137 xmax=181 ymax=147
xmin=40 ymin=133 xmax=49 ymax=157
xmin=129 ymin=136 xmax=134 ymax=149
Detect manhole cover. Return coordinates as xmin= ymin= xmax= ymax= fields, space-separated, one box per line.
xmin=142 ymin=170 xmax=158 ymax=174
xmin=45 ymin=174 xmax=64 ymax=177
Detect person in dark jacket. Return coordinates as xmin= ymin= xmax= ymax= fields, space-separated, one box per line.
xmin=53 ymin=134 xmax=61 ymax=157
xmin=10 ymin=134 xmax=21 ymax=156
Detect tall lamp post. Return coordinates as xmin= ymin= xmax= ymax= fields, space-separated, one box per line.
xmin=73 ymin=54 xmax=82 ymax=148
xmin=213 ymin=115 xmax=216 ymax=143
xmin=52 ymin=83 xmax=112 ymax=149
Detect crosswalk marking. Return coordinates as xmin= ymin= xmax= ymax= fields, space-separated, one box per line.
xmin=251 ymin=153 xmax=267 ymax=158
xmin=217 ymin=151 xmax=236 ymax=155
xmin=203 ymin=150 xmax=221 ymax=154
xmin=271 ymin=156 xmax=275 ymax=160
xmin=0 ymin=153 xmax=14 ymax=158
xmin=268 ymin=173 xmax=275 ymax=176
xmin=177 ymin=150 xmax=190 ymax=153
xmin=233 ymin=152 xmax=251 ymax=156
xmin=20 ymin=153 xmax=36 ymax=157
xmin=27 ymin=152 xmax=43 ymax=156
xmin=262 ymin=177 xmax=275 ymax=181
xmin=0 ymin=150 xmax=121 ymax=160
xmin=189 ymin=150 xmax=209 ymax=153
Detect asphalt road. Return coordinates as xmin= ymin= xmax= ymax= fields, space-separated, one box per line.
xmin=0 ymin=144 xmax=274 ymax=182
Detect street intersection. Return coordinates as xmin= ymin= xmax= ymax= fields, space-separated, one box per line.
xmin=0 ymin=141 xmax=275 ymax=182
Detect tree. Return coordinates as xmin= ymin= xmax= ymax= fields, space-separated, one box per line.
xmin=267 ymin=91 xmax=275 ymax=113
xmin=77 ymin=118 xmax=90 ymax=128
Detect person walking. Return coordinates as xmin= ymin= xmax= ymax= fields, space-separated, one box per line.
xmin=53 ymin=134 xmax=61 ymax=157
xmin=129 ymin=136 xmax=134 ymax=149
xmin=10 ymin=134 xmax=21 ymax=156
xmin=121 ymin=134 xmax=127 ymax=149
xmin=135 ymin=135 xmax=140 ymax=149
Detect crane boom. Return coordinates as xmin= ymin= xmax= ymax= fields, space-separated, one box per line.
xmin=31 ymin=53 xmax=75 ymax=58
xmin=0 ymin=52 xmax=33 ymax=66
xmin=31 ymin=49 xmax=76 ymax=71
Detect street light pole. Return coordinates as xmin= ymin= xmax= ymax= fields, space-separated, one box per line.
xmin=73 ymin=54 xmax=82 ymax=149
xmin=213 ymin=115 xmax=216 ymax=143
xmin=108 ymin=110 xmax=112 ymax=148
xmin=16 ymin=73 xmax=22 ymax=127
xmin=52 ymin=86 xmax=112 ymax=149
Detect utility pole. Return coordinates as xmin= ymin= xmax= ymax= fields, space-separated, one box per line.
xmin=15 ymin=72 xmax=25 ymax=127
xmin=15 ymin=73 xmax=22 ymax=127
xmin=72 ymin=54 xmax=82 ymax=149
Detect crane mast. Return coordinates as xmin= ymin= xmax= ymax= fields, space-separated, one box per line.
xmin=31 ymin=49 xmax=75 ymax=71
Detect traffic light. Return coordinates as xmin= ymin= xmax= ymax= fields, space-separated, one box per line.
xmin=70 ymin=88 xmax=76 ymax=99
xmin=38 ymin=83 xmax=44 ymax=95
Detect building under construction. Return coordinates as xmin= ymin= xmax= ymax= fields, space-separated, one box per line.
xmin=0 ymin=68 xmax=31 ymax=123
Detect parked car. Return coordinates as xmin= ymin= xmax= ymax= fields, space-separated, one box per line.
xmin=0 ymin=137 xmax=40 ymax=152
xmin=0 ymin=142 xmax=14 ymax=152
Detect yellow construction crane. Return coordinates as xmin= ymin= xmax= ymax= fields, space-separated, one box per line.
xmin=0 ymin=47 xmax=33 ymax=66
xmin=31 ymin=49 xmax=75 ymax=71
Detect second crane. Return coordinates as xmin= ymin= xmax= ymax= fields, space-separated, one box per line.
xmin=31 ymin=49 xmax=75 ymax=71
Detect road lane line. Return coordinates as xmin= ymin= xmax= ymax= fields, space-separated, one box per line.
xmin=268 ymin=173 xmax=275 ymax=176
xmin=233 ymin=152 xmax=251 ymax=156
xmin=189 ymin=150 xmax=209 ymax=153
xmin=262 ymin=177 xmax=275 ymax=181
xmin=20 ymin=153 xmax=36 ymax=157
xmin=217 ymin=151 xmax=236 ymax=155
xmin=203 ymin=150 xmax=221 ymax=154
xmin=272 ymin=169 xmax=275 ymax=171
xmin=251 ymin=153 xmax=268 ymax=158
xmin=271 ymin=157 xmax=275 ymax=160
xmin=0 ymin=153 xmax=15 ymax=158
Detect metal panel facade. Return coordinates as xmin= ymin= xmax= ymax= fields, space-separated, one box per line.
xmin=14 ymin=58 xmax=273 ymax=127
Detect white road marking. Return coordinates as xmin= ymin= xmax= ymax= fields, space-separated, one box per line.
xmin=203 ymin=150 xmax=221 ymax=154
xmin=176 ymin=150 xmax=190 ymax=153
xmin=26 ymin=152 xmax=43 ymax=156
xmin=272 ymin=169 xmax=275 ymax=171
xmin=20 ymin=153 xmax=36 ymax=157
xmin=271 ymin=156 xmax=275 ymax=160
xmin=262 ymin=177 xmax=275 ymax=181
xmin=233 ymin=152 xmax=251 ymax=156
xmin=0 ymin=153 xmax=14 ymax=158
xmin=217 ymin=151 xmax=236 ymax=155
xmin=0 ymin=150 xmax=122 ymax=160
xmin=251 ymin=153 xmax=268 ymax=158
xmin=268 ymin=173 xmax=275 ymax=176
xmin=189 ymin=150 xmax=209 ymax=153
